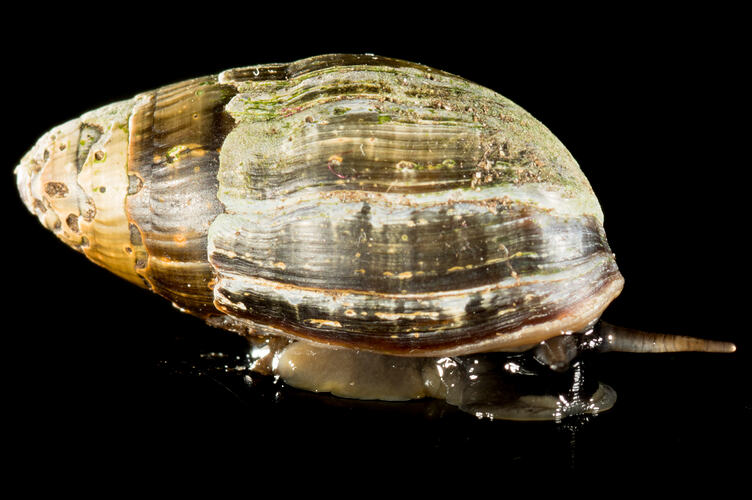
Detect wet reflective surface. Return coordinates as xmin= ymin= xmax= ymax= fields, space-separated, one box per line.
xmin=8 ymin=304 xmax=747 ymax=480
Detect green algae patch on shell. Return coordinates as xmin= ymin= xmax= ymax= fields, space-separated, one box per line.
xmin=217 ymin=54 xmax=603 ymax=220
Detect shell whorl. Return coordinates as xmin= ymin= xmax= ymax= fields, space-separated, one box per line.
xmin=15 ymin=54 xmax=624 ymax=356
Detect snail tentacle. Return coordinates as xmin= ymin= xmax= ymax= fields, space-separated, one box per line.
xmin=596 ymin=322 xmax=736 ymax=354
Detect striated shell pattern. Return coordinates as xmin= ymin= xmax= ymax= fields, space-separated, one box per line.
xmin=16 ymin=54 xmax=624 ymax=357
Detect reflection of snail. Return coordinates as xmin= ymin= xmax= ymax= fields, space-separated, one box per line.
xmin=16 ymin=54 xmax=735 ymax=421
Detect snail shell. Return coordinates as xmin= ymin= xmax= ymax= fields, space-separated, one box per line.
xmin=17 ymin=54 xmax=628 ymax=419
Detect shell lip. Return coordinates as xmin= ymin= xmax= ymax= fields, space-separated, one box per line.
xmin=227 ymin=271 xmax=626 ymax=358
xmin=450 ymin=271 xmax=626 ymax=356
xmin=406 ymin=271 xmax=625 ymax=357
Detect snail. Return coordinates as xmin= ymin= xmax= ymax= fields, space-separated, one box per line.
xmin=15 ymin=53 xmax=736 ymax=421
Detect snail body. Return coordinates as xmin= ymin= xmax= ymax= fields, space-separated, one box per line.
xmin=15 ymin=54 xmax=733 ymax=420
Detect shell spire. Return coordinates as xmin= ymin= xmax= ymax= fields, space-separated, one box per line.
xmin=597 ymin=322 xmax=737 ymax=354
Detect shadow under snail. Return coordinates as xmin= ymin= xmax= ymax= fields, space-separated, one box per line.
xmin=15 ymin=54 xmax=736 ymax=421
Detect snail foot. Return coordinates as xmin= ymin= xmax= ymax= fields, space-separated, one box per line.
xmin=252 ymin=339 xmax=616 ymax=421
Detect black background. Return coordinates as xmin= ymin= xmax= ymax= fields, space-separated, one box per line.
xmin=3 ymin=5 xmax=748 ymax=489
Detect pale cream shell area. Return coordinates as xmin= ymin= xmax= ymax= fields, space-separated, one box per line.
xmin=15 ymin=99 xmax=144 ymax=287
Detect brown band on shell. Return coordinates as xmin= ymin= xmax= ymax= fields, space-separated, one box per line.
xmin=211 ymin=203 xmax=612 ymax=295
xmin=126 ymin=76 xmax=236 ymax=315
xmin=211 ymin=205 xmax=623 ymax=355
